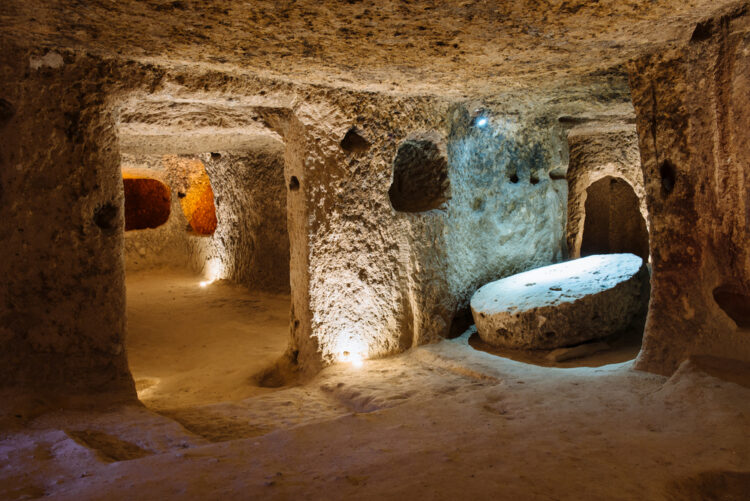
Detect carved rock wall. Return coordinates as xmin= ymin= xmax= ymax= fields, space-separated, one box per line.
xmin=628 ymin=6 xmax=750 ymax=374
xmin=0 ymin=40 xmax=647 ymax=394
xmin=202 ymin=148 xmax=290 ymax=293
xmin=0 ymin=47 xmax=134 ymax=396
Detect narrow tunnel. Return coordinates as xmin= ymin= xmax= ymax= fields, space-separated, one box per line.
xmin=116 ymin=109 xmax=294 ymax=421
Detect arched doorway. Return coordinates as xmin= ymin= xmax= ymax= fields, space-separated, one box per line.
xmin=581 ymin=176 xmax=649 ymax=260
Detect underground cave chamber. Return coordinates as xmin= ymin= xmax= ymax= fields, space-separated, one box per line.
xmin=3 ymin=2 xmax=750 ymax=496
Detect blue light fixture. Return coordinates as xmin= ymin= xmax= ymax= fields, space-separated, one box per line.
xmin=474 ymin=116 xmax=489 ymax=128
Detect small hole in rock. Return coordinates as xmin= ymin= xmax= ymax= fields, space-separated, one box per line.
xmin=713 ymin=285 xmax=750 ymax=328
xmin=211 ymin=152 xmax=222 ymax=159
xmin=340 ymin=127 xmax=371 ymax=153
xmin=94 ymin=202 xmax=120 ymax=233
xmin=660 ymin=160 xmax=676 ymax=194
xmin=448 ymin=306 xmax=473 ymax=339
xmin=509 ymin=173 xmax=519 ymax=183
xmin=0 ymin=98 xmax=15 ymax=127
xmin=691 ymin=20 xmax=713 ymax=42
xmin=289 ymin=176 xmax=300 ymax=191
xmin=530 ymin=175 xmax=540 ymax=185
xmin=549 ymin=168 xmax=566 ymax=180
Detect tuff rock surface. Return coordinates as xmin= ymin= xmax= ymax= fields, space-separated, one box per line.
xmin=629 ymin=3 xmax=750 ymax=374
xmin=564 ymin=121 xmax=649 ymax=260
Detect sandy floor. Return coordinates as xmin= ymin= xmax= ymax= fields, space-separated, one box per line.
xmin=125 ymin=269 xmax=291 ymax=410
xmin=1 ymin=271 xmax=748 ymax=500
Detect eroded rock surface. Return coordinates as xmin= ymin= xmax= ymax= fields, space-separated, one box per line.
xmin=471 ymin=254 xmax=648 ymax=349
xmin=0 ymin=0 xmax=738 ymax=96
xmin=628 ymin=3 xmax=750 ymax=374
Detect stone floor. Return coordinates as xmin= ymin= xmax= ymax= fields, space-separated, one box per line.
xmin=2 ymin=269 xmax=748 ymax=500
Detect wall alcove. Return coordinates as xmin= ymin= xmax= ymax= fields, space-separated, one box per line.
xmin=388 ymin=138 xmax=450 ymax=213
xmin=123 ymin=177 xmax=171 ymax=231
xmin=179 ymin=166 xmax=218 ymax=236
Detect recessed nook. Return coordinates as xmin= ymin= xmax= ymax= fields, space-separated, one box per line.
xmin=389 ymin=136 xmax=450 ymax=212
xmin=581 ymin=176 xmax=649 ymax=260
xmin=340 ymin=127 xmax=371 ymax=153
xmin=713 ymin=285 xmax=750 ymax=328
xmin=565 ymin=124 xmax=650 ymax=262
xmin=123 ymin=177 xmax=171 ymax=231
xmin=179 ymin=164 xmax=217 ymax=235
xmin=660 ymin=159 xmax=677 ymax=194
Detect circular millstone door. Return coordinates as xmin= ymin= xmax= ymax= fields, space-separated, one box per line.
xmin=470 ymin=254 xmax=648 ymax=350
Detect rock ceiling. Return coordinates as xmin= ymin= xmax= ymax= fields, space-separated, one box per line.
xmin=1 ymin=0 xmax=741 ymax=96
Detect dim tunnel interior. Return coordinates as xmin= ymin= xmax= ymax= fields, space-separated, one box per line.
xmin=116 ymin=110 xmax=294 ymax=426
xmin=581 ymin=176 xmax=649 ymax=260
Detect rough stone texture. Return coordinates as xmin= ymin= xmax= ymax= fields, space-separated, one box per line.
xmin=201 ymin=148 xmax=290 ymax=293
xmin=628 ymin=4 xmax=750 ymax=375
xmin=443 ymin=107 xmax=570 ymax=315
xmin=388 ymin=134 xmax=450 ymax=212
xmin=0 ymin=42 xmax=626 ymax=387
xmin=283 ymin=99 xmax=580 ymax=370
xmin=0 ymin=48 xmax=134 ymax=396
xmin=565 ymin=122 xmax=650 ymax=259
xmin=0 ymin=0 xmax=739 ymax=96
xmin=471 ymin=254 xmax=648 ymax=349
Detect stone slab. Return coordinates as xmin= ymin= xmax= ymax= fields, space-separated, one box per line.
xmin=470 ymin=254 xmax=647 ymax=349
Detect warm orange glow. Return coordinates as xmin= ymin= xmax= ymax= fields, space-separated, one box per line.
xmin=179 ymin=164 xmax=217 ymax=236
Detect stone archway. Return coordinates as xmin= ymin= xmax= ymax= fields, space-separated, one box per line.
xmin=580 ymin=176 xmax=649 ymax=260
xmin=565 ymin=124 xmax=649 ymax=260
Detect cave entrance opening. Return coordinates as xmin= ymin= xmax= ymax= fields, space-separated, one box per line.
xmin=581 ymin=176 xmax=649 ymax=260
xmin=571 ymin=175 xmax=651 ymax=365
xmin=122 ymin=147 xmax=293 ymax=416
xmin=115 ymin=99 xmax=294 ymax=419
